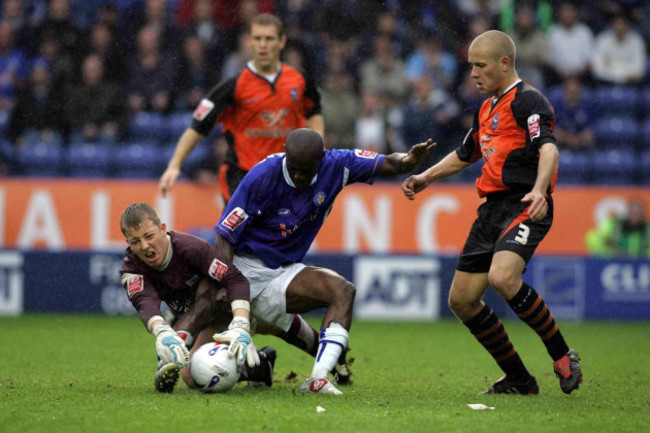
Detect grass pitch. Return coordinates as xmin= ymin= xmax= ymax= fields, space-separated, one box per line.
xmin=2 ymin=315 xmax=649 ymax=433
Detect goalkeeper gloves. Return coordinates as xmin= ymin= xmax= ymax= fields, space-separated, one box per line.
xmin=213 ymin=317 xmax=260 ymax=367
xmin=153 ymin=324 xmax=190 ymax=368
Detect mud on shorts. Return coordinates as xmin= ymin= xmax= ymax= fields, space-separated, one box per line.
xmin=456 ymin=191 xmax=553 ymax=273
xmin=233 ymin=253 xmax=306 ymax=332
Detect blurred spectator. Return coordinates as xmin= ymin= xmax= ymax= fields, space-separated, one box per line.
xmin=456 ymin=73 xmax=484 ymax=131
xmin=355 ymin=92 xmax=386 ymax=153
xmin=174 ymin=35 xmax=219 ymax=112
xmin=404 ymin=32 xmax=457 ymax=92
xmin=360 ymin=35 xmax=407 ymax=107
xmin=8 ymin=58 xmax=65 ymax=145
xmin=508 ymin=5 xmax=549 ymax=89
xmin=220 ymin=29 xmax=250 ymax=80
xmin=66 ymin=54 xmax=126 ymax=142
xmin=35 ymin=29 xmax=75 ymax=93
xmin=358 ymin=10 xmax=410 ymax=62
xmin=181 ymin=0 xmax=223 ymax=63
xmin=321 ymin=71 xmax=359 ymax=149
xmin=0 ymin=20 xmax=28 ymax=111
xmin=499 ymin=0 xmax=552 ymax=33
xmin=1 ymin=0 xmax=28 ymax=46
xmin=585 ymin=198 xmax=650 ymax=257
xmin=401 ymin=75 xmax=460 ymax=159
xmin=455 ymin=0 xmax=501 ymax=26
xmin=82 ymin=23 xmax=125 ymax=83
xmin=32 ymin=0 xmax=80 ymax=57
xmin=125 ymin=25 xmax=176 ymax=113
xmin=553 ymin=77 xmax=595 ymax=150
xmin=591 ymin=13 xmax=646 ymax=85
xmin=457 ymin=15 xmax=491 ymax=65
xmin=283 ymin=38 xmax=312 ymax=72
xmin=135 ymin=0 xmax=180 ymax=55
xmin=547 ymin=2 xmax=594 ymax=85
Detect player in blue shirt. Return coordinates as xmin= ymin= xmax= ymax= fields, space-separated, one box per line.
xmin=215 ymin=128 xmax=435 ymax=394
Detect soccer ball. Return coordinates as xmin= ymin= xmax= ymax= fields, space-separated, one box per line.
xmin=190 ymin=343 xmax=241 ymax=393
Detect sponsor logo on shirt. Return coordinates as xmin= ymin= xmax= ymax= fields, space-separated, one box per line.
xmin=479 ymin=135 xmax=495 ymax=161
xmin=193 ymin=99 xmax=215 ymax=121
xmin=259 ymin=109 xmax=289 ymax=128
xmin=209 ymin=258 xmax=228 ymax=281
xmin=222 ymin=207 xmax=249 ymax=230
xmin=354 ymin=149 xmax=377 ymax=159
xmin=527 ymin=114 xmax=541 ymax=139
xmin=126 ymin=274 xmax=144 ymax=298
xmin=278 ymin=208 xmax=291 ymax=216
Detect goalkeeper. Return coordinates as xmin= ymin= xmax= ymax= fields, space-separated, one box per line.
xmin=119 ymin=202 xmax=273 ymax=393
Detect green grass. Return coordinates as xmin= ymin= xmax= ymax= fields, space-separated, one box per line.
xmin=2 ymin=315 xmax=649 ymax=433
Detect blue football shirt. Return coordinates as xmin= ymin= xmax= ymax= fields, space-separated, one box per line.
xmin=215 ymin=149 xmax=385 ymax=268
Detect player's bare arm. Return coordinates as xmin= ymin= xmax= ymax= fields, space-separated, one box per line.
xmin=401 ymin=151 xmax=470 ymax=200
xmin=379 ymin=138 xmax=436 ymax=176
xmin=521 ymin=142 xmax=559 ymax=221
xmin=214 ymin=233 xmax=235 ymax=263
xmin=305 ymin=114 xmax=325 ymax=139
xmin=159 ymin=128 xmax=204 ymax=196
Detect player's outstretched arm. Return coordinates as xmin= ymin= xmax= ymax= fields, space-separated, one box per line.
xmin=379 ymin=139 xmax=436 ymax=176
xmin=159 ymin=128 xmax=204 ymax=196
xmin=401 ymin=151 xmax=470 ymax=200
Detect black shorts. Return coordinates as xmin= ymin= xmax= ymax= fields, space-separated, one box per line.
xmin=456 ymin=191 xmax=553 ymax=273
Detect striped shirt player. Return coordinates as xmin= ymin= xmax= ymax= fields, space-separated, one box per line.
xmin=159 ymin=14 xmax=323 ymax=202
xmin=401 ymin=30 xmax=582 ymax=396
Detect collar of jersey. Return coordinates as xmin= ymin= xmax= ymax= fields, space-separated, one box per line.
xmin=154 ymin=234 xmax=173 ymax=271
xmin=492 ymin=79 xmax=522 ymax=106
xmin=247 ymin=60 xmax=281 ymax=83
xmin=282 ymin=156 xmax=318 ymax=188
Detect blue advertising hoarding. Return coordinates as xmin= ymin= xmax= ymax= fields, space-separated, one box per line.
xmin=0 ymin=251 xmax=647 ymax=320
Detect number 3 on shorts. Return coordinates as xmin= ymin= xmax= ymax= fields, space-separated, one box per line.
xmin=515 ymin=223 xmax=530 ymax=245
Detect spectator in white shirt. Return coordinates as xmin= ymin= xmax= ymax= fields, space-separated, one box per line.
xmin=591 ymin=13 xmax=646 ymax=85
xmin=547 ymin=2 xmax=594 ymax=84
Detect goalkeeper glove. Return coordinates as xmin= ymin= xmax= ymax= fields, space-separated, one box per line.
xmin=213 ymin=317 xmax=260 ymax=367
xmin=153 ymin=324 xmax=190 ymax=368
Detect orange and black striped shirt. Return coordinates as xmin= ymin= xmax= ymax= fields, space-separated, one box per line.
xmin=457 ymin=80 xmax=557 ymax=198
xmin=191 ymin=63 xmax=321 ymax=171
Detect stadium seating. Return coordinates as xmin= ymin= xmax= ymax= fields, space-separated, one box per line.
xmin=113 ymin=141 xmax=163 ymax=179
xmin=65 ymin=142 xmax=112 ymax=178
xmin=127 ymin=112 xmax=169 ymax=142
xmin=593 ymin=86 xmax=640 ymax=117
xmin=590 ymin=148 xmax=637 ymax=184
xmin=15 ymin=139 xmax=64 ymax=177
xmin=594 ymin=116 xmax=640 ymax=150
xmin=558 ymin=149 xmax=592 ymax=184
xmin=639 ymin=150 xmax=650 ymax=184
xmin=167 ymin=111 xmax=193 ymax=141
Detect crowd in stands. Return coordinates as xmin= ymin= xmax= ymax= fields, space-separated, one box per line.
xmin=0 ymin=0 xmax=649 ymax=184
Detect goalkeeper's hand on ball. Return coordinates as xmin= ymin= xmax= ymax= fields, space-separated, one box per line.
xmin=153 ymin=324 xmax=190 ymax=368
xmin=213 ymin=317 xmax=260 ymax=367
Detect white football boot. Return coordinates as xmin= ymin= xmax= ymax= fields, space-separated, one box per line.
xmin=297 ymin=377 xmax=343 ymax=395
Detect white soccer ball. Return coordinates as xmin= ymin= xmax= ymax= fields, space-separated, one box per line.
xmin=190 ymin=343 xmax=241 ymax=393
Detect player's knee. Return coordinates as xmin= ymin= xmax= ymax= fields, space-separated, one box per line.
xmin=487 ymin=269 xmax=519 ymax=294
xmin=448 ymin=291 xmax=467 ymax=314
xmin=334 ymin=280 xmax=356 ymax=305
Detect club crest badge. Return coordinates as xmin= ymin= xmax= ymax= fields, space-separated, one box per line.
xmin=313 ymin=192 xmax=326 ymax=206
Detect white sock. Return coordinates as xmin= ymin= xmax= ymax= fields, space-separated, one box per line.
xmin=311 ymin=322 xmax=348 ymax=379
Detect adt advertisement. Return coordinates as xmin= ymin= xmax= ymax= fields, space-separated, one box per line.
xmin=1 ymin=251 xmax=649 ymax=320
